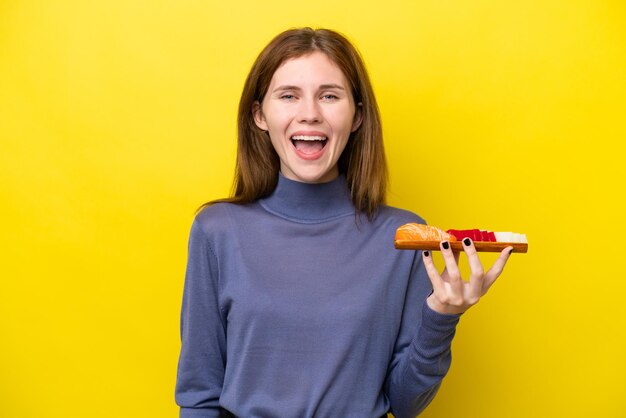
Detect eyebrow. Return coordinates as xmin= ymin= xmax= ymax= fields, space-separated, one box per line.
xmin=272 ymin=83 xmax=346 ymax=93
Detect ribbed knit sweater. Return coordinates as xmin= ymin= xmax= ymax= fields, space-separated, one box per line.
xmin=175 ymin=174 xmax=460 ymax=418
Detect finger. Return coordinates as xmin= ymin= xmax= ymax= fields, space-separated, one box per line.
xmin=440 ymin=249 xmax=460 ymax=282
xmin=462 ymin=238 xmax=485 ymax=300
xmin=422 ymin=250 xmax=446 ymax=296
xmin=482 ymin=246 xmax=513 ymax=292
xmin=439 ymin=240 xmax=463 ymax=292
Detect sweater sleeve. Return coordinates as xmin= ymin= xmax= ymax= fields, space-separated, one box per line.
xmin=384 ymin=251 xmax=461 ymax=418
xmin=175 ymin=219 xmax=227 ymax=418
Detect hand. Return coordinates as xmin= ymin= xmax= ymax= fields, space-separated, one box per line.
xmin=422 ymin=238 xmax=513 ymax=315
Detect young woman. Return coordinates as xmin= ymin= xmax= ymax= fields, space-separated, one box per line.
xmin=175 ymin=27 xmax=512 ymax=418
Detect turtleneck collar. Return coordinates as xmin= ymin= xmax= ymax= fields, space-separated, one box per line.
xmin=258 ymin=173 xmax=355 ymax=223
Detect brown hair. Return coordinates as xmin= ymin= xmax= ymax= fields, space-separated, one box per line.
xmin=207 ymin=27 xmax=387 ymax=217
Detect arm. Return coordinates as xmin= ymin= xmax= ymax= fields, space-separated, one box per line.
xmin=386 ymin=237 xmax=513 ymax=417
xmin=384 ymin=252 xmax=461 ymax=418
xmin=175 ymin=219 xmax=227 ymax=418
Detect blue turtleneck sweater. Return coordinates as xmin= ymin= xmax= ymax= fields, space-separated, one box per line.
xmin=175 ymin=174 xmax=460 ymax=418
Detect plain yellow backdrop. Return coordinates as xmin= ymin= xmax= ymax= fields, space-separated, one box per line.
xmin=1 ymin=0 xmax=625 ymax=417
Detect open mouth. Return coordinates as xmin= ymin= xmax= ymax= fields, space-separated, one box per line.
xmin=290 ymin=135 xmax=328 ymax=155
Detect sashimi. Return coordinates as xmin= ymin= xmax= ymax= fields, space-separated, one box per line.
xmin=395 ymin=223 xmax=528 ymax=252
xmin=395 ymin=223 xmax=457 ymax=243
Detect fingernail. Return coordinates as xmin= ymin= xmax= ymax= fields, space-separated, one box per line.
xmin=463 ymin=238 xmax=472 ymax=246
xmin=424 ymin=250 xmax=430 ymax=257
xmin=509 ymin=248 xmax=514 ymax=254
xmin=441 ymin=241 xmax=449 ymax=250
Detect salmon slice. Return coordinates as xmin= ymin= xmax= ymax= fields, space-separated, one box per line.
xmin=395 ymin=223 xmax=457 ymax=243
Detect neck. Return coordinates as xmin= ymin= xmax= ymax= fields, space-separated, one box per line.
xmin=258 ymin=173 xmax=354 ymax=223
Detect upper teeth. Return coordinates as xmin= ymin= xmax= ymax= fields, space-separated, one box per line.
xmin=291 ymin=135 xmax=327 ymax=141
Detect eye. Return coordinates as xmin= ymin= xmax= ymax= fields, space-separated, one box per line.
xmin=280 ymin=94 xmax=296 ymax=100
xmin=321 ymin=94 xmax=339 ymax=101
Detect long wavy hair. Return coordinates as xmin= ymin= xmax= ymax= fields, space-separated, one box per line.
xmin=206 ymin=27 xmax=387 ymax=217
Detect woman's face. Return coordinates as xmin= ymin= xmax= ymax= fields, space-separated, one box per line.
xmin=253 ymin=51 xmax=362 ymax=184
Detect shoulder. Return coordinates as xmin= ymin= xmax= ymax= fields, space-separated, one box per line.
xmin=192 ymin=200 xmax=264 ymax=242
xmin=190 ymin=202 xmax=239 ymax=242
xmin=374 ymin=204 xmax=427 ymax=227
xmin=364 ymin=205 xmax=427 ymax=241
xmin=195 ymin=202 xmax=230 ymax=228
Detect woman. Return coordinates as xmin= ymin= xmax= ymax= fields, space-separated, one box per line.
xmin=175 ymin=27 xmax=512 ymax=418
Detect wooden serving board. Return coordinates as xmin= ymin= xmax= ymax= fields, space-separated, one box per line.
xmin=395 ymin=240 xmax=528 ymax=253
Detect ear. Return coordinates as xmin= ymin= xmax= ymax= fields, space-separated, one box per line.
xmin=351 ymin=102 xmax=363 ymax=132
xmin=252 ymin=101 xmax=268 ymax=131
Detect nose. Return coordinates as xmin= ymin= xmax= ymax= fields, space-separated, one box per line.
xmin=296 ymin=98 xmax=322 ymax=124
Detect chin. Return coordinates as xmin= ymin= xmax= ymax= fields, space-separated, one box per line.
xmin=288 ymin=167 xmax=337 ymax=184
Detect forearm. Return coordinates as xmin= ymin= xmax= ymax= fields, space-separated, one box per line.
xmin=386 ymin=302 xmax=460 ymax=418
xmin=179 ymin=407 xmax=224 ymax=418
xmin=176 ymin=219 xmax=227 ymax=415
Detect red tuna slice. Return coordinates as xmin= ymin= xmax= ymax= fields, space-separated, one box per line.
xmin=446 ymin=229 xmax=460 ymax=240
xmin=446 ymin=229 xmax=498 ymax=242
xmin=447 ymin=229 xmax=480 ymax=241
xmin=447 ymin=229 xmax=469 ymax=240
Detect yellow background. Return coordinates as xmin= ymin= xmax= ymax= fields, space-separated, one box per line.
xmin=1 ymin=0 xmax=625 ymax=417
